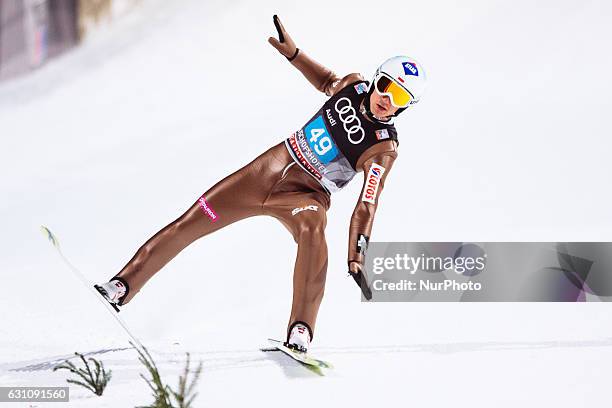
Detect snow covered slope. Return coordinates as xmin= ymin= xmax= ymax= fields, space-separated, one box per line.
xmin=1 ymin=0 xmax=611 ymax=406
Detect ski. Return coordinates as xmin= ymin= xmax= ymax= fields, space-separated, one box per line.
xmin=39 ymin=225 xmax=145 ymax=351
xmin=265 ymin=339 xmax=333 ymax=370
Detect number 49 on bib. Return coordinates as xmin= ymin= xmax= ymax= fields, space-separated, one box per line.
xmin=305 ymin=115 xmax=338 ymax=164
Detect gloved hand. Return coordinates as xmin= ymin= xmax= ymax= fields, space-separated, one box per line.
xmin=348 ymin=261 xmax=372 ymax=300
xmin=267 ymin=15 xmax=299 ymax=60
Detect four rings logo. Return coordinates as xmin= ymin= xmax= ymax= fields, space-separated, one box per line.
xmin=334 ymin=97 xmax=365 ymax=145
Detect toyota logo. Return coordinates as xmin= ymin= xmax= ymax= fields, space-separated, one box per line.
xmin=334 ymin=97 xmax=365 ymax=144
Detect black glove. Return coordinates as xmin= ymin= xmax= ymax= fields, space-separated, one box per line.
xmin=348 ymin=262 xmax=372 ymax=300
xmin=267 ymin=15 xmax=299 ymax=61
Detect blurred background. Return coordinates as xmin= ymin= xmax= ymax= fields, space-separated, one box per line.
xmin=1 ymin=1 xmax=611 ymax=406
xmin=0 ymin=0 xmax=139 ymax=81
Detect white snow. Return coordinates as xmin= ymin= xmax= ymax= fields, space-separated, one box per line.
xmin=1 ymin=0 xmax=611 ymax=406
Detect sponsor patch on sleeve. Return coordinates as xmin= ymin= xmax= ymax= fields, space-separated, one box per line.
xmin=361 ymin=163 xmax=386 ymax=204
xmin=354 ymin=83 xmax=368 ymax=94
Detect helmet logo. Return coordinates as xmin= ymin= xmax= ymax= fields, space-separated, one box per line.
xmin=402 ymin=61 xmax=419 ymax=76
xmin=334 ymin=97 xmax=365 ymax=145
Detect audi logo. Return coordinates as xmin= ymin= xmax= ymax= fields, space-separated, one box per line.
xmin=334 ymin=97 xmax=365 ymax=144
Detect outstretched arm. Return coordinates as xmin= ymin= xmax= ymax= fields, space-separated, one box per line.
xmin=347 ymin=141 xmax=399 ymax=299
xmin=268 ymin=15 xmax=362 ymax=96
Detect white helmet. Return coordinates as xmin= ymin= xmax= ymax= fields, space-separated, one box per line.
xmin=366 ymin=56 xmax=427 ymax=119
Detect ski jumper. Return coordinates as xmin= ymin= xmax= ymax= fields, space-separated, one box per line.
xmin=111 ymin=50 xmax=399 ymax=340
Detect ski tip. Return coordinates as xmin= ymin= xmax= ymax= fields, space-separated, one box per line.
xmin=40 ymin=225 xmax=59 ymax=248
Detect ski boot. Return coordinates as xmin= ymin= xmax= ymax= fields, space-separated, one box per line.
xmin=284 ymin=322 xmax=312 ymax=353
xmin=94 ymin=278 xmax=128 ymax=312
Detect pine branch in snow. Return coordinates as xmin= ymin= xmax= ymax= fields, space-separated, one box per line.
xmin=133 ymin=342 xmax=203 ymax=408
xmin=53 ymin=352 xmax=112 ymax=396
xmin=169 ymin=353 xmax=203 ymax=408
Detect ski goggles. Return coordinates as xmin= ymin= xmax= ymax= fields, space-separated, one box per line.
xmin=374 ymin=72 xmax=414 ymax=108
